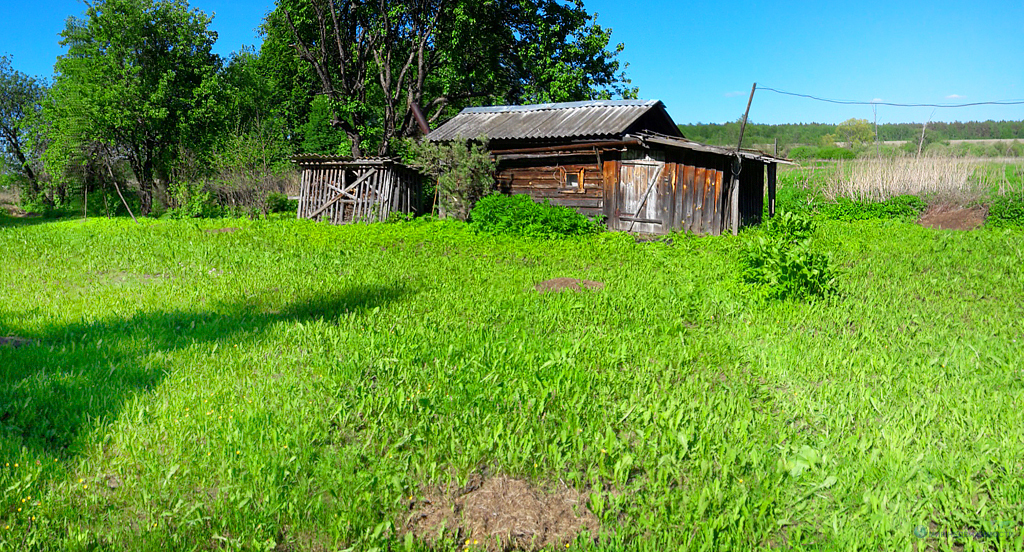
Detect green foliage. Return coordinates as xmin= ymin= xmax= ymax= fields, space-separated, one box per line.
xmin=166 ymin=181 xmax=217 ymax=219
xmin=470 ymin=193 xmax=603 ymax=238
xmin=272 ymin=0 xmax=637 ymax=156
xmin=46 ymin=0 xmax=224 ymax=215
xmin=785 ymin=146 xmax=856 ymax=160
xmin=742 ymin=211 xmax=835 ymax=301
xmin=0 ymin=56 xmax=47 ymax=203
xmin=266 ymin=192 xmax=297 ymax=214
xmin=405 ymin=137 xmax=495 ymax=221
xmin=835 ymin=118 xmax=873 ymax=147
xmin=821 ymin=195 xmax=927 ymax=222
xmin=988 ymin=192 xmax=1024 ymax=227
xmin=679 ymin=119 xmax=1024 ymax=149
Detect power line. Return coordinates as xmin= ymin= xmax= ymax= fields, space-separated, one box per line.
xmin=758 ymin=86 xmax=1024 ymax=108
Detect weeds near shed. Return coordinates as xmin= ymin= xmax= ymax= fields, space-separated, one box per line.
xmin=742 ymin=211 xmax=835 ymax=301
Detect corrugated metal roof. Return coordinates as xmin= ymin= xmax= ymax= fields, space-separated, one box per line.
xmin=630 ymin=133 xmax=794 ymax=164
xmin=291 ymin=154 xmax=402 ymax=166
xmin=427 ymin=99 xmax=676 ymax=142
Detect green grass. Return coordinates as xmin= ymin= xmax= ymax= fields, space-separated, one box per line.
xmin=2 ymin=214 xmax=1024 ymax=550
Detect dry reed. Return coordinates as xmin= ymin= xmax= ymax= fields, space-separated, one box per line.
xmin=823 ymin=157 xmax=1019 ymax=204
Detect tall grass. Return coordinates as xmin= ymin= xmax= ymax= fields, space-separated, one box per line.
xmin=823 ymin=157 xmax=1024 ymax=205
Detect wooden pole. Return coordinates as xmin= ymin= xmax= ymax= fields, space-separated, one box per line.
xmin=767 ymin=162 xmax=777 ymax=218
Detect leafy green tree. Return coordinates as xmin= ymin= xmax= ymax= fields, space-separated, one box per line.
xmin=835 ymin=118 xmax=873 ymax=148
xmin=271 ymin=0 xmax=636 ymax=157
xmin=0 ymin=56 xmax=47 ymax=202
xmin=45 ymin=0 xmax=224 ymax=215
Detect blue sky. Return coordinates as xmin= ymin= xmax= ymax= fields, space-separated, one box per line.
xmin=2 ymin=0 xmax=1022 ymax=125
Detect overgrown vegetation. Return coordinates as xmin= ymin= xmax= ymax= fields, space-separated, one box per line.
xmin=741 ymin=211 xmax=835 ymax=301
xmin=471 ymin=193 xmax=603 ymax=238
xmin=405 ymin=137 xmax=496 ymax=221
xmin=820 ymin=195 xmax=927 ymax=222
xmin=2 ymin=214 xmax=1023 ymax=550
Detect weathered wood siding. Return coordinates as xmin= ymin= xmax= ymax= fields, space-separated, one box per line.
xmin=494 ymin=146 xmax=770 ymax=235
xmin=296 ymin=161 xmax=422 ymax=224
xmin=495 ymin=155 xmax=604 ymax=218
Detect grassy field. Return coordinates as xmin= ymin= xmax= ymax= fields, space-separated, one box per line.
xmin=2 ymin=208 xmax=1024 ymax=550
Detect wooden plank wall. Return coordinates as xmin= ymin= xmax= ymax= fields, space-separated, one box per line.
xmin=492 ymin=147 xmax=764 ymax=236
xmin=496 ymin=156 xmax=604 ymax=218
xmin=296 ymin=163 xmax=422 ymax=225
xmin=666 ymin=150 xmax=728 ymax=235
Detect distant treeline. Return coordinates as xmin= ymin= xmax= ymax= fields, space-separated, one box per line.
xmin=679 ymin=120 xmax=1024 ymax=148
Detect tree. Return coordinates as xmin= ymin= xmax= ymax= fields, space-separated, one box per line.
xmin=835 ymin=118 xmax=873 ymax=148
xmin=46 ymin=0 xmax=224 ymax=215
xmin=0 ymin=56 xmax=47 ymax=202
xmin=405 ymin=136 xmax=495 ymax=221
xmin=271 ymin=0 xmax=636 ymax=157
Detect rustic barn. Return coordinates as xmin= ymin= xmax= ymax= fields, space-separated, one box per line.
xmin=293 ymin=155 xmax=423 ymax=224
xmin=427 ymin=100 xmax=787 ymax=235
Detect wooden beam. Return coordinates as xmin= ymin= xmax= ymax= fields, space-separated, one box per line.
xmin=730 ymin=174 xmax=740 ymax=236
xmin=307 ymin=167 xmax=378 ymax=220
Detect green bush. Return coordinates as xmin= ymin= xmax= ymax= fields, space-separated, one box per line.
xmin=266 ymin=192 xmax=298 ymax=214
xmin=816 ymin=146 xmax=857 ymax=160
xmin=470 ymin=193 xmax=603 ymax=238
xmin=743 ymin=211 xmax=834 ymax=301
xmin=786 ymin=146 xmax=818 ymax=160
xmin=167 ymin=181 xmax=220 ymax=219
xmin=786 ymin=146 xmax=856 ymax=161
xmin=821 ymin=195 xmax=926 ymax=222
xmin=988 ymin=192 xmax=1024 ymax=227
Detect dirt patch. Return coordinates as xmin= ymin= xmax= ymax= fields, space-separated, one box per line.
xmin=918 ymin=206 xmax=987 ymax=230
xmin=205 ymin=227 xmax=241 ymax=234
xmin=534 ymin=278 xmax=604 ymax=293
xmin=405 ymin=474 xmax=599 ymax=551
xmin=0 ymin=336 xmax=35 ymax=348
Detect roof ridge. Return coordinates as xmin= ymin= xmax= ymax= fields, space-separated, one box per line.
xmin=461 ymin=99 xmax=661 ymax=114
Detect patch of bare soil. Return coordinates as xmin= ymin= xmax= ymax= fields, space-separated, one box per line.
xmin=205 ymin=227 xmax=241 ymax=234
xmin=405 ymin=474 xmax=599 ymax=551
xmin=534 ymin=278 xmax=604 ymax=293
xmin=0 ymin=336 xmax=35 ymax=348
xmin=918 ymin=206 xmax=987 ymax=230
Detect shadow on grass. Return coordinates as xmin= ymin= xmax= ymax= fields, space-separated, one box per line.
xmin=0 ymin=213 xmax=68 ymax=229
xmin=0 ymin=283 xmax=409 ymax=460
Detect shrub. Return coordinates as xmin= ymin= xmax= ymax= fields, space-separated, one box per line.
xmin=266 ymin=192 xmax=297 ymax=214
xmin=787 ymin=146 xmax=819 ymax=160
xmin=816 ymin=146 xmax=857 ymax=160
xmin=821 ymin=195 xmax=926 ymax=222
xmin=405 ymin=136 xmax=496 ymax=221
xmin=471 ymin=194 xmax=603 ymax=238
xmin=988 ymin=192 xmax=1024 ymax=227
xmin=167 ymin=181 xmax=219 ymax=219
xmin=742 ymin=211 xmax=834 ymax=301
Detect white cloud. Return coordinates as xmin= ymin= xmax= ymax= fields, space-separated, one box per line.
xmin=946 ymin=94 xmax=965 ymax=99
xmin=871 ymin=98 xmax=884 ymax=103
xmin=724 ymin=91 xmax=744 ymax=98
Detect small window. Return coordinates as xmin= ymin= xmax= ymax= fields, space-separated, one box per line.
xmin=561 ymin=168 xmax=585 ymax=192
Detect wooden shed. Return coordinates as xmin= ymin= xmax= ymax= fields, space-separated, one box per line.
xmin=293 ymin=155 xmax=423 ymax=224
xmin=427 ymin=100 xmax=787 ymax=235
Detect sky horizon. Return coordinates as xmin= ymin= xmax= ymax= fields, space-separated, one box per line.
xmin=2 ymin=0 xmax=1022 ymax=127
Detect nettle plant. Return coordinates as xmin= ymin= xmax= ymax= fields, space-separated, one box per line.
xmin=742 ymin=211 xmax=835 ymax=301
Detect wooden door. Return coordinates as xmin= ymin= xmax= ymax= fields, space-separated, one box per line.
xmin=615 ymin=160 xmax=666 ymax=234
